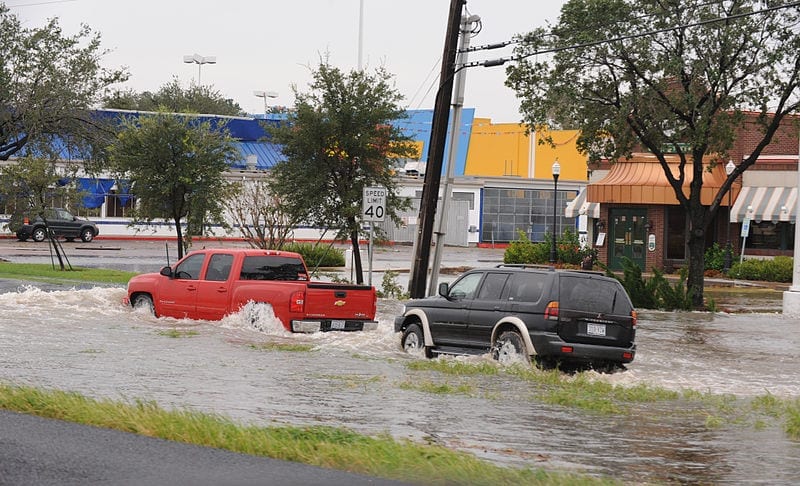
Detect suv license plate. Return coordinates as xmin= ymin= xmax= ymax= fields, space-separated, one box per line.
xmin=587 ymin=323 xmax=606 ymax=336
xmin=331 ymin=320 xmax=346 ymax=330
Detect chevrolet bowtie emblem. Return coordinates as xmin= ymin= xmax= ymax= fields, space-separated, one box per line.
xmin=334 ymin=300 xmax=346 ymax=307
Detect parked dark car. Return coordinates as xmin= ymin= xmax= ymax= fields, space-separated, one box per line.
xmin=394 ymin=265 xmax=637 ymax=368
xmin=16 ymin=208 xmax=99 ymax=243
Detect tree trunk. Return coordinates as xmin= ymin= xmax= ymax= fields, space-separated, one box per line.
xmin=350 ymin=228 xmax=364 ymax=285
xmin=175 ymin=218 xmax=185 ymax=260
xmin=686 ymin=214 xmax=706 ymax=309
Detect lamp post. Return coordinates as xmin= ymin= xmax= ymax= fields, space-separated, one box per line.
xmin=183 ymin=53 xmax=216 ymax=84
xmin=550 ymin=161 xmax=561 ymax=264
xmin=724 ymin=160 xmax=736 ymax=272
xmin=253 ymin=90 xmax=279 ymax=116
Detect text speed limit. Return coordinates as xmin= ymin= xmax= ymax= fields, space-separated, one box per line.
xmin=362 ymin=186 xmax=386 ymax=222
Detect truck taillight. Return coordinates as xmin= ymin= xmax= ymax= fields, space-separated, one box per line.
xmin=290 ymin=290 xmax=305 ymax=313
xmin=544 ymin=301 xmax=559 ymax=320
xmin=23 ymin=217 xmax=29 ymax=224
xmin=631 ymin=310 xmax=638 ymax=328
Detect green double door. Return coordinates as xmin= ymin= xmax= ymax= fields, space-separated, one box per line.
xmin=609 ymin=208 xmax=648 ymax=270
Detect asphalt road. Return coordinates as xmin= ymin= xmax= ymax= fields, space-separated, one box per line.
xmin=0 ymin=410 xmax=408 ymax=486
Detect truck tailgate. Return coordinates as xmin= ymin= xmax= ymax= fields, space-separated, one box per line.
xmin=303 ymin=282 xmax=377 ymax=320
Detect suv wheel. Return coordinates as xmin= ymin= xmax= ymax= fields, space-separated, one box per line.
xmin=401 ymin=323 xmax=431 ymax=358
xmin=80 ymin=228 xmax=94 ymax=242
xmin=493 ymin=330 xmax=529 ymax=365
xmin=32 ymin=227 xmax=47 ymax=242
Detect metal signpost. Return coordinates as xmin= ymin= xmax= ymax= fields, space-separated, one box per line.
xmin=362 ymin=187 xmax=386 ymax=286
xmin=740 ymin=216 xmax=751 ymax=265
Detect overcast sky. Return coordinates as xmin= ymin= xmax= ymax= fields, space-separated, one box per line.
xmin=9 ymin=0 xmax=565 ymax=122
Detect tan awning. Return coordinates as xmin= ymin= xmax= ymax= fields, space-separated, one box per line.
xmin=586 ymin=154 xmax=733 ymax=205
xmin=564 ymin=188 xmax=600 ymax=218
xmin=731 ymin=186 xmax=797 ymax=223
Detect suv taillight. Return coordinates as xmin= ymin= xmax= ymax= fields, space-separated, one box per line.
xmin=545 ymin=301 xmax=559 ymax=320
xmin=290 ymin=290 xmax=305 ymax=313
xmin=23 ymin=217 xmax=29 ymax=224
xmin=631 ymin=310 xmax=638 ymax=328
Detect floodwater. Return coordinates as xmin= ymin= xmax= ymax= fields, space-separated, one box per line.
xmin=1 ymin=284 xmax=799 ymax=484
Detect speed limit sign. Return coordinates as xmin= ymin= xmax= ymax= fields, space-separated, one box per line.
xmin=362 ymin=186 xmax=386 ymax=222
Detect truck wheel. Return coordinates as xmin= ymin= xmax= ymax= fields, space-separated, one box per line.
xmin=80 ymin=228 xmax=94 ymax=242
xmin=132 ymin=294 xmax=155 ymax=316
xmin=492 ymin=330 xmax=529 ymax=365
xmin=401 ymin=323 xmax=431 ymax=358
xmin=32 ymin=227 xmax=47 ymax=242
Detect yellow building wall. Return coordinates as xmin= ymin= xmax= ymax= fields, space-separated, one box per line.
xmin=532 ymin=130 xmax=586 ymax=181
xmin=465 ymin=118 xmax=530 ymax=177
xmin=464 ymin=118 xmax=587 ymax=181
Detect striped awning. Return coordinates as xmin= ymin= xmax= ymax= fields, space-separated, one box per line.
xmin=565 ymin=188 xmax=600 ymax=218
xmin=731 ymin=186 xmax=797 ymax=223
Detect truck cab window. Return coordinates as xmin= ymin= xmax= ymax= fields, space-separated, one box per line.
xmin=240 ymin=255 xmax=307 ymax=281
xmin=205 ymin=254 xmax=233 ymax=281
xmin=174 ymin=253 xmax=205 ymax=280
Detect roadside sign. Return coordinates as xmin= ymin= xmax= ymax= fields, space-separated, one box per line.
xmin=741 ymin=217 xmax=750 ymax=238
xmin=362 ymin=186 xmax=386 ymax=222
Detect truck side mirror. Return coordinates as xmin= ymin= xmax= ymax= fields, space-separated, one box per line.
xmin=160 ymin=266 xmax=173 ymax=278
xmin=438 ymin=282 xmax=449 ymax=298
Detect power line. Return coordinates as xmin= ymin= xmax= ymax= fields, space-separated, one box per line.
xmin=462 ymin=1 xmax=800 ymax=69
xmin=7 ymin=0 xmax=78 ymax=7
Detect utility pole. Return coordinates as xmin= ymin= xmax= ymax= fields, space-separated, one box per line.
xmin=427 ymin=13 xmax=480 ymax=296
xmin=408 ymin=0 xmax=465 ymax=298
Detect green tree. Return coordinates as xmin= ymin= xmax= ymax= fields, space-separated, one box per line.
xmin=266 ymin=61 xmax=414 ymax=284
xmin=0 ymin=157 xmax=82 ymax=231
xmin=103 ymin=77 xmax=245 ymax=116
xmin=108 ymin=112 xmax=239 ymax=258
xmin=0 ymin=5 xmax=127 ymax=161
xmin=506 ymin=0 xmax=800 ymax=308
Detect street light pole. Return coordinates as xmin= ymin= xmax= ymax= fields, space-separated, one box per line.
xmin=183 ymin=53 xmax=216 ymax=85
xmin=253 ymin=90 xmax=278 ymax=116
xmin=550 ymin=161 xmax=561 ymax=264
xmin=724 ymin=160 xmax=736 ymax=272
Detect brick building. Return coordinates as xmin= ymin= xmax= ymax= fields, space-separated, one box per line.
xmin=571 ymin=113 xmax=799 ymax=271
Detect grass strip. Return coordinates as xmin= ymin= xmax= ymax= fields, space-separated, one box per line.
xmin=404 ymin=360 xmax=800 ymax=439
xmin=0 ymin=262 xmax=136 ymax=285
xmin=0 ymin=383 xmax=612 ymax=485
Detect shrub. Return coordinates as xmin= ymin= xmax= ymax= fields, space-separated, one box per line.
xmin=704 ymin=243 xmax=735 ymax=272
xmin=729 ymin=256 xmax=793 ymax=283
xmin=601 ymin=257 xmax=692 ymax=310
xmin=504 ymin=229 xmax=594 ymax=266
xmin=504 ymin=230 xmax=548 ymax=264
xmin=281 ymin=242 xmax=345 ymax=268
xmin=377 ymin=270 xmax=409 ymax=300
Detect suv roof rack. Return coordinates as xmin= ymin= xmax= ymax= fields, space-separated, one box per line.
xmin=495 ymin=263 xmax=554 ymax=271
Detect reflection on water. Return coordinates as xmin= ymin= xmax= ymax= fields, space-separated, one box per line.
xmin=0 ymin=285 xmax=799 ymax=484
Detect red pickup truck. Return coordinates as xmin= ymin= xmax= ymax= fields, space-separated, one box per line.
xmin=125 ymin=248 xmax=378 ymax=332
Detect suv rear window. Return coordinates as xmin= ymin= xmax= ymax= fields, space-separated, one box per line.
xmin=558 ymin=275 xmax=632 ymax=315
xmin=240 ymin=255 xmax=307 ymax=281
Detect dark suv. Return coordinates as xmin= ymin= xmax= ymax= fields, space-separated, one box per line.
xmin=394 ymin=265 xmax=637 ymax=368
xmin=16 ymin=208 xmax=99 ymax=243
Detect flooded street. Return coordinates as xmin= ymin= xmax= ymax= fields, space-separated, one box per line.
xmin=1 ymin=283 xmax=799 ymax=484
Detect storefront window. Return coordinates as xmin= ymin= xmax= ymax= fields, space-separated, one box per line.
xmin=480 ymin=187 xmax=576 ymax=243
xmin=749 ymin=222 xmax=795 ymax=250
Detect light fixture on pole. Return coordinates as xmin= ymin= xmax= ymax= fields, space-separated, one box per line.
xmin=550 ymin=160 xmax=561 ymax=264
xmin=724 ymin=160 xmax=736 ymax=272
xmin=253 ymin=90 xmax=279 ymax=116
xmin=183 ymin=53 xmax=216 ymax=85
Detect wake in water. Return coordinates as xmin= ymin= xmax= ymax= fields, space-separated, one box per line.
xmin=0 ymin=285 xmax=129 ymax=319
